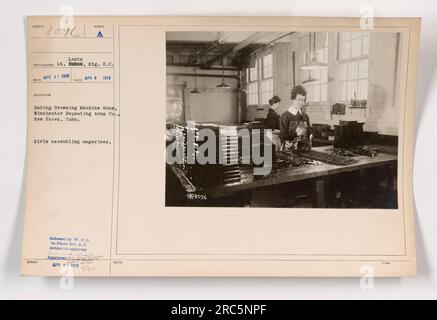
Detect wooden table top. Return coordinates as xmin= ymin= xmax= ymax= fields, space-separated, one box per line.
xmin=171 ymin=145 xmax=398 ymax=197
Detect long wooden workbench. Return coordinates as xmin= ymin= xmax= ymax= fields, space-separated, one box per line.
xmin=169 ymin=145 xmax=397 ymax=208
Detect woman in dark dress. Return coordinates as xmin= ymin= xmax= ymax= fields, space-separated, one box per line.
xmin=265 ymin=95 xmax=281 ymax=131
xmin=265 ymin=95 xmax=282 ymax=151
xmin=279 ymin=85 xmax=313 ymax=152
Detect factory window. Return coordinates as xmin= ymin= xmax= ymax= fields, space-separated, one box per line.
xmin=245 ymin=53 xmax=274 ymax=107
xmin=246 ymin=60 xmax=259 ymax=106
xmin=299 ymin=33 xmax=329 ymax=103
xmin=260 ymin=53 xmax=273 ymax=105
xmin=336 ymin=32 xmax=370 ymax=102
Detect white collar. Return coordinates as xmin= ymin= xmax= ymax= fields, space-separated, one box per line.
xmin=288 ymin=106 xmax=301 ymax=116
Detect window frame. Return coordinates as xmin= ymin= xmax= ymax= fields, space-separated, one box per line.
xmin=245 ymin=52 xmax=274 ymax=108
xmin=260 ymin=53 xmax=274 ymax=106
xmin=336 ymin=32 xmax=370 ymax=103
xmin=246 ymin=60 xmax=259 ymax=107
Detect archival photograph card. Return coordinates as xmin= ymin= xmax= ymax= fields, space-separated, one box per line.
xmin=21 ymin=16 xmax=420 ymax=276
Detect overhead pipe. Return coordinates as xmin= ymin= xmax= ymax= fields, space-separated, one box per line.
xmin=203 ymin=32 xmax=267 ymax=68
xmin=167 ymin=72 xmax=239 ymax=80
xmin=167 ymin=63 xmax=238 ymax=71
xmin=186 ymin=40 xmax=219 ymax=66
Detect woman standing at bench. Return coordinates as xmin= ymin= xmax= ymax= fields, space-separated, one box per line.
xmin=279 ymin=85 xmax=313 ymax=152
xmin=265 ymin=95 xmax=281 ymax=151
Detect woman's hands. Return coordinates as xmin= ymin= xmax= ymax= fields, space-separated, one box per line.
xmin=296 ymin=126 xmax=305 ymax=137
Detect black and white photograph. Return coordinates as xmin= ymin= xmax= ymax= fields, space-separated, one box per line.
xmin=166 ymin=30 xmax=403 ymax=208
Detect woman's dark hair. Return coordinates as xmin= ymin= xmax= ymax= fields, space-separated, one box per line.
xmin=268 ymin=95 xmax=281 ymax=106
xmin=290 ymin=85 xmax=307 ymax=100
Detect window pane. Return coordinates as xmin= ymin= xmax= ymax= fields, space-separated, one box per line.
xmin=337 ymin=81 xmax=346 ymax=101
xmin=316 ymin=47 xmax=328 ymax=64
xmin=358 ymin=59 xmax=369 ymax=79
xmin=249 ymin=93 xmax=258 ymax=105
xmin=338 ymin=57 xmax=368 ymax=101
xmin=358 ymin=79 xmax=368 ymax=99
xmin=321 ymin=68 xmax=328 ymax=82
xmin=263 ymin=65 xmax=273 ymax=79
xmin=249 ymin=61 xmax=258 ymax=81
xmin=351 ymin=38 xmax=362 ymax=57
xmin=303 ymin=50 xmax=309 ymax=65
xmin=362 ymin=35 xmax=370 ymax=55
xmin=348 ymin=80 xmax=358 ymax=100
xmin=261 ymin=92 xmax=268 ymax=105
xmin=339 ymin=41 xmax=351 ymax=60
xmin=306 ymin=82 xmax=325 ymax=102
xmin=339 ymin=32 xmax=352 ymax=42
xmin=351 ymin=32 xmax=362 ymax=39
xmin=339 ymin=63 xmax=348 ymax=80
xmin=248 ymin=82 xmax=258 ymax=105
xmin=262 ymin=54 xmax=273 ymax=78
xmin=321 ymin=83 xmax=328 ymax=101
xmin=348 ymin=61 xmax=358 ymax=80
xmin=339 ymin=32 xmax=370 ymax=62
xmin=312 ymin=70 xmax=321 ymax=84
xmin=312 ymin=85 xmax=321 ymax=102
xmin=261 ymin=78 xmax=273 ymax=105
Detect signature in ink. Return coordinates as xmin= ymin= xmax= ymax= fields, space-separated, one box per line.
xmin=65 ymin=254 xmax=103 ymax=273
xmin=46 ymin=25 xmax=80 ymax=38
